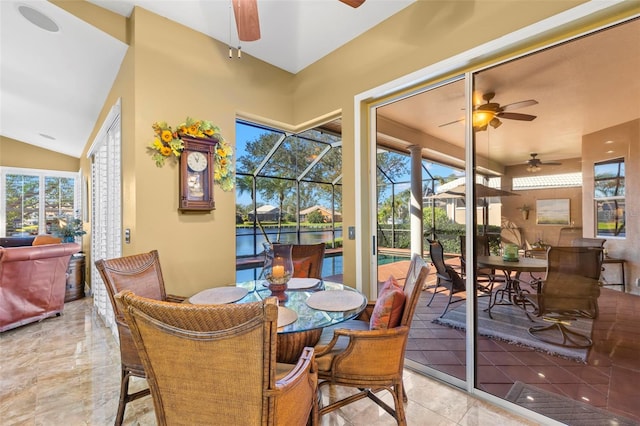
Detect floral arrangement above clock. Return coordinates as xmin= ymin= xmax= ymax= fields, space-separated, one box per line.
xmin=148 ymin=117 xmax=234 ymax=191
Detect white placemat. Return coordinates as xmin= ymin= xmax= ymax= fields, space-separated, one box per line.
xmin=287 ymin=278 xmax=321 ymax=289
xmin=278 ymin=307 xmax=298 ymax=327
xmin=189 ymin=287 xmax=248 ymax=305
xmin=306 ymin=290 xmax=365 ymax=312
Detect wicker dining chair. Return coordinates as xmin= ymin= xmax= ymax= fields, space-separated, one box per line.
xmin=95 ymin=250 xmax=185 ymax=425
xmin=116 ymin=291 xmax=318 ymax=426
xmin=291 ymin=243 xmax=326 ymax=279
xmin=313 ymin=254 xmax=430 ymax=425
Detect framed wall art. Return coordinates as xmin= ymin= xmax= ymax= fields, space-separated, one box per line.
xmin=536 ymin=199 xmax=570 ymax=225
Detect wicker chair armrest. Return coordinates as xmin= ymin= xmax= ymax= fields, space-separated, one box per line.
xmin=272 ymin=347 xmax=318 ymax=425
xmin=165 ymin=294 xmax=186 ymax=303
xmin=328 ymin=326 xmax=410 ymax=377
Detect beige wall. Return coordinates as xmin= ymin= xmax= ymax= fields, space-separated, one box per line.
xmin=82 ymin=7 xmax=294 ymax=297
xmin=10 ymin=0 xmax=639 ymax=297
xmin=502 ymin=158 xmax=583 ymax=247
xmin=1 ymin=135 xmax=79 ymax=171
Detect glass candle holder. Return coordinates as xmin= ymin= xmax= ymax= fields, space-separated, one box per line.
xmin=263 ymin=243 xmax=293 ymax=301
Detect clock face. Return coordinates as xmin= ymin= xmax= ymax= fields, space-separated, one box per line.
xmin=187 ymin=151 xmax=208 ymax=172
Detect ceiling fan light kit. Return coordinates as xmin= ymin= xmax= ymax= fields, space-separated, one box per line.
xmin=442 ymin=92 xmax=538 ymax=132
xmin=525 ymin=153 xmax=562 ymax=172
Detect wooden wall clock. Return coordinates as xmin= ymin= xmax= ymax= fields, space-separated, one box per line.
xmin=178 ymin=135 xmax=218 ymax=211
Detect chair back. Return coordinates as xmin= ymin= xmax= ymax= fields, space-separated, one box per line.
xmin=116 ymin=292 xmax=281 ymax=425
xmin=428 ymin=239 xmax=465 ymax=290
xmin=95 ymin=250 xmax=167 ymax=323
xmin=459 ymin=235 xmax=491 ymax=260
xmin=571 ymin=237 xmax=606 ymax=248
xmin=557 ymin=227 xmax=583 ymax=246
xmin=400 ymin=254 xmax=430 ymax=328
xmin=542 ymin=246 xmax=603 ymax=316
xmin=427 ymin=239 xmax=448 ymax=276
xmin=292 ymin=243 xmax=325 ymax=279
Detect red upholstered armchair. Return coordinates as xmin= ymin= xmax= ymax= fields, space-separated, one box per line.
xmin=0 ymin=243 xmax=81 ymax=332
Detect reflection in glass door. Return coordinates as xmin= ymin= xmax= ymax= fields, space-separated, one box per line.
xmin=375 ymin=78 xmax=469 ymax=384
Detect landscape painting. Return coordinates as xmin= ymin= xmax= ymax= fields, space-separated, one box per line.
xmin=536 ymin=199 xmax=570 ymax=225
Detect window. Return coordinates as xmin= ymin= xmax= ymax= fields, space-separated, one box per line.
xmin=1 ymin=167 xmax=80 ymax=237
xmin=235 ymin=119 xmax=343 ymax=257
xmin=594 ymin=158 xmax=625 ymax=238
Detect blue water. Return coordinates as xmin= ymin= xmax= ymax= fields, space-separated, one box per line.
xmin=236 ymin=226 xmax=343 ymax=257
xmin=235 ymin=253 xmax=408 ymax=282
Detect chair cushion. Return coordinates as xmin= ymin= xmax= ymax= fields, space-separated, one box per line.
xmin=32 ymin=235 xmax=62 ymax=246
xmin=292 ymin=256 xmax=312 ymax=278
xmin=369 ymin=276 xmax=405 ymax=330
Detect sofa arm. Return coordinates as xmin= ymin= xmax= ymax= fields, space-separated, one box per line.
xmin=0 ymin=243 xmax=80 ymax=262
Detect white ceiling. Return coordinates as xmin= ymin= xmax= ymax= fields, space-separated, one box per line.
xmin=1 ymin=1 xmax=638 ymax=168
xmin=377 ymin=18 xmax=640 ymax=171
xmin=0 ymin=0 xmax=414 ymax=158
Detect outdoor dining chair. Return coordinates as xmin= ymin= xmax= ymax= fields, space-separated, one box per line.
xmin=523 ymin=246 xmax=603 ymax=348
xmin=459 ymin=234 xmax=504 ymax=285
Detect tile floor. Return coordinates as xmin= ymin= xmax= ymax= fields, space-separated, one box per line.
xmin=378 ymin=260 xmax=640 ymax=424
xmin=0 ymin=297 xmax=539 ymax=425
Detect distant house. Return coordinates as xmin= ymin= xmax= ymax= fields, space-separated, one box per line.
xmin=248 ymin=205 xmax=280 ymax=222
xmin=299 ymin=205 xmax=342 ymax=223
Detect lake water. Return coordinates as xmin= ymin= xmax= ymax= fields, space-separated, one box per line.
xmin=234 ymin=252 xmax=410 ymax=283
xmin=236 ymin=226 xmax=342 ymax=257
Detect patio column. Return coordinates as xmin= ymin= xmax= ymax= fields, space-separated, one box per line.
xmin=408 ymin=145 xmax=423 ymax=258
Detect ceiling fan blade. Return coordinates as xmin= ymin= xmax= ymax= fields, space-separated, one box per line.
xmin=438 ymin=118 xmax=464 ymax=127
xmin=498 ymin=112 xmax=537 ymax=121
xmin=233 ymin=0 xmax=261 ymax=42
xmin=543 ymin=161 xmax=563 ymax=165
xmin=339 ymin=0 xmax=366 ymax=7
xmin=501 ymin=99 xmax=538 ymax=111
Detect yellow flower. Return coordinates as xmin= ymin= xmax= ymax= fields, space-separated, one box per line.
xmin=161 ymin=130 xmax=173 ymax=142
xmin=149 ymin=118 xmax=234 ymax=191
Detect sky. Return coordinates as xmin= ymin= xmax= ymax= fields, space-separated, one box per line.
xmin=234 ymin=121 xmax=461 ymax=207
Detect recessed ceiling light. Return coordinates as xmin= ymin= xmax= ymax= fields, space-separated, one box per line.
xmin=18 ymin=5 xmax=59 ymax=33
xmin=39 ymin=133 xmax=56 ymax=140
xmin=606 ymin=150 xmax=614 ymax=154
xmin=604 ymin=140 xmax=614 ymax=144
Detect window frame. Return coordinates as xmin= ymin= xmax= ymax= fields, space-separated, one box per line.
xmin=0 ymin=166 xmax=81 ymax=237
xmin=593 ymin=157 xmax=625 ymax=239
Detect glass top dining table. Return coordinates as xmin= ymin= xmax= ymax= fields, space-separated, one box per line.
xmin=234 ymin=280 xmax=368 ymax=335
xmin=189 ymin=279 xmax=367 ymax=363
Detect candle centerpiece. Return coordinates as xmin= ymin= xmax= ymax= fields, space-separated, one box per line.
xmin=263 ymin=244 xmax=293 ymax=302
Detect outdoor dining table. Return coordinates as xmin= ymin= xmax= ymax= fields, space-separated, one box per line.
xmin=189 ymin=280 xmax=367 ymax=363
xmin=477 ymin=255 xmax=547 ymax=318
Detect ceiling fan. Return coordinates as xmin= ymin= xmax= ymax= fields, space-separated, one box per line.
xmin=526 ymin=153 xmax=562 ymax=172
xmin=232 ymin=0 xmax=365 ymax=42
xmin=439 ymin=92 xmax=538 ymax=131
